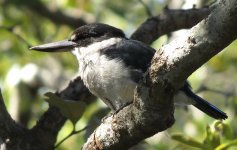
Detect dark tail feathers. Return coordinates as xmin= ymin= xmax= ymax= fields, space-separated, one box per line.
xmin=184 ymin=87 xmax=228 ymax=120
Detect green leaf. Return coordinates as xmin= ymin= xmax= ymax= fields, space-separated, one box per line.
xmin=171 ymin=133 xmax=202 ymax=148
xmin=203 ymin=125 xmax=221 ymax=150
xmin=215 ymin=140 xmax=237 ymax=150
xmin=214 ymin=121 xmax=233 ymax=140
xmin=44 ymin=92 xmax=86 ymax=125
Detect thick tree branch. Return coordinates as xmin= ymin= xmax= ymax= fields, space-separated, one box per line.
xmin=82 ymin=0 xmax=237 ymax=149
xmin=0 ymin=89 xmax=26 ymax=142
xmin=152 ymin=1 xmax=237 ymax=87
xmin=131 ymin=7 xmax=210 ymax=45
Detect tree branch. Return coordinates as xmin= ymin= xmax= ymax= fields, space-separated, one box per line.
xmin=138 ymin=0 xmax=153 ymax=17
xmin=0 ymin=88 xmax=26 ymax=142
xmin=4 ymin=1 xmax=87 ymax=29
xmin=82 ymin=0 xmax=237 ymax=149
xmin=131 ymin=7 xmax=210 ymax=44
xmin=27 ymin=2 xmax=86 ymax=29
xmin=0 ymin=25 xmax=32 ymax=48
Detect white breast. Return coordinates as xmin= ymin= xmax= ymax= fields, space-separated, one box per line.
xmin=72 ymin=38 xmax=137 ymax=110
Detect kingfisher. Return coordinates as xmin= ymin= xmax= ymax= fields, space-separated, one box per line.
xmin=30 ymin=23 xmax=227 ymax=119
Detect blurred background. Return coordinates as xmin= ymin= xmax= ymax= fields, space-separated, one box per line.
xmin=0 ymin=0 xmax=237 ymax=149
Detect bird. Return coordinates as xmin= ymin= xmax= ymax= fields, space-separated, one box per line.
xmin=30 ymin=23 xmax=227 ymax=120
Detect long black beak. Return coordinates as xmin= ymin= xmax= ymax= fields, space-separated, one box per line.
xmin=29 ymin=40 xmax=77 ymax=52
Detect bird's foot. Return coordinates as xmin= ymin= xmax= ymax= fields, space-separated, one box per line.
xmin=101 ymin=102 xmax=133 ymax=123
xmin=114 ymin=101 xmax=133 ymax=114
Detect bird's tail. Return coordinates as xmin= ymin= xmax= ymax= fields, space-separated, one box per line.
xmin=184 ymin=88 xmax=228 ymax=120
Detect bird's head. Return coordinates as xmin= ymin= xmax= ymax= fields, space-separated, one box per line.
xmin=30 ymin=23 xmax=125 ymax=52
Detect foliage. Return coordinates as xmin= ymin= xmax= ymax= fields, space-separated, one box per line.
xmin=44 ymin=92 xmax=86 ymax=125
xmin=172 ymin=121 xmax=237 ymax=150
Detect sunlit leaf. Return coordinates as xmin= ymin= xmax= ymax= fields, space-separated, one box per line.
xmin=44 ymin=92 xmax=86 ymax=125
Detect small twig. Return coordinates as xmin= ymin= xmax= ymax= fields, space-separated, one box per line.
xmin=195 ymin=84 xmax=236 ymax=106
xmin=54 ymin=125 xmax=90 ymax=149
xmin=0 ymin=88 xmax=7 ymax=110
xmin=0 ymin=25 xmax=32 ymax=48
xmin=196 ymin=84 xmax=235 ymax=97
xmin=138 ymin=0 xmax=153 ymax=17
